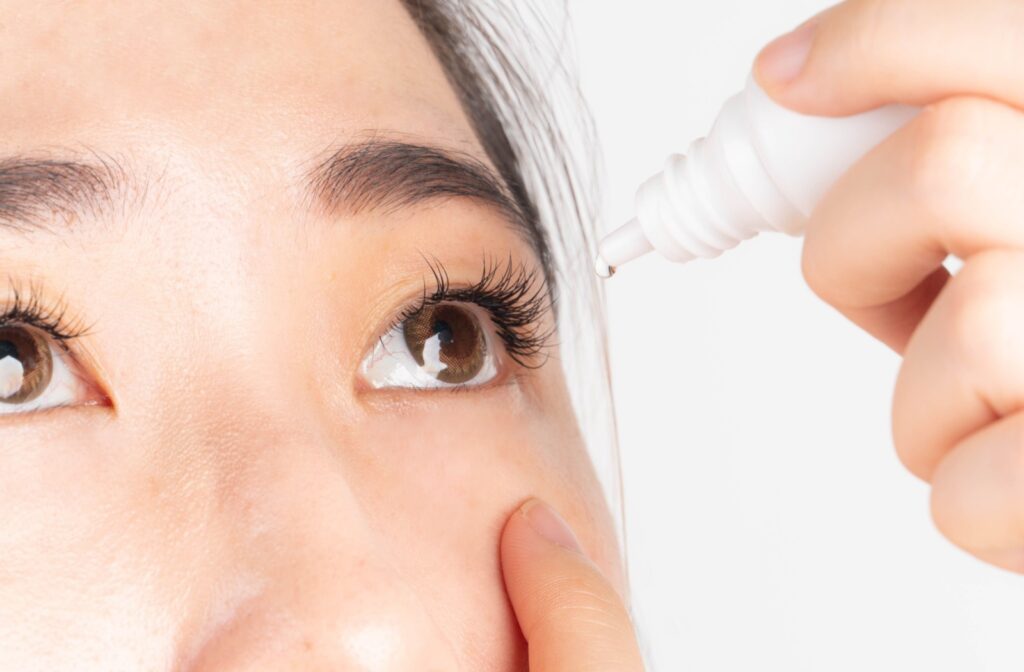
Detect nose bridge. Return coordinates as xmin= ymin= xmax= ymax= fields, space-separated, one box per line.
xmin=165 ymin=361 xmax=460 ymax=670
xmin=129 ymin=228 xmax=461 ymax=668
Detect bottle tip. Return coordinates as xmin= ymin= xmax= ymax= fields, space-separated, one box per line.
xmin=594 ymin=255 xmax=616 ymax=279
xmin=594 ymin=218 xmax=653 ymax=278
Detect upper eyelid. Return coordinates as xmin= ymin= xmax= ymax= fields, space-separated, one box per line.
xmin=0 ymin=301 xmax=98 ymax=389
xmin=376 ymin=257 xmax=555 ymax=368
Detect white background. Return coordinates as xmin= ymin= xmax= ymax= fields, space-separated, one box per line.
xmin=568 ymin=1 xmax=1024 ymax=670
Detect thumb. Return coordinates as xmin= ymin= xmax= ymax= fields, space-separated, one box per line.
xmin=752 ymin=0 xmax=1024 ymax=116
xmin=499 ymin=498 xmax=644 ymax=672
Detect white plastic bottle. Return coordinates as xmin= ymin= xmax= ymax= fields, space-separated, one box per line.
xmin=595 ymin=73 xmax=920 ymax=276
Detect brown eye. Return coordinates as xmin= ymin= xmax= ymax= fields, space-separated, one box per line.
xmin=0 ymin=326 xmax=53 ymax=404
xmin=402 ymin=303 xmax=487 ymax=384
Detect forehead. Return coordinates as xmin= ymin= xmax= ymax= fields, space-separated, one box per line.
xmin=0 ymin=0 xmax=479 ymax=154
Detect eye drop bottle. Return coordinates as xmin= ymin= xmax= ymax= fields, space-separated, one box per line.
xmin=596 ymin=73 xmax=920 ymax=276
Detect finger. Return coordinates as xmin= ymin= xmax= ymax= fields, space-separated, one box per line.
xmin=800 ymin=95 xmax=1024 ymax=351
xmin=499 ymin=498 xmax=644 ymax=672
xmin=893 ymin=250 xmax=1024 ymax=481
xmin=753 ymin=0 xmax=1024 ymax=116
xmin=930 ymin=411 xmax=1024 ymax=574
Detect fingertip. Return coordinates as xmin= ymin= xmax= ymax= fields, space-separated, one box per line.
xmin=753 ymin=6 xmax=861 ymax=116
xmin=754 ymin=15 xmax=818 ymax=92
xmin=500 ymin=498 xmax=584 ymax=584
xmin=499 ymin=499 xmax=645 ymax=671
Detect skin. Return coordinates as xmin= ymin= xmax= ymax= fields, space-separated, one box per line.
xmin=0 ymin=1 xmax=628 ymax=670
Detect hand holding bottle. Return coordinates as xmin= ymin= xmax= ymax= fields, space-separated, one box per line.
xmin=758 ymin=0 xmax=1024 ymax=573
xmin=500 ymin=5 xmax=1024 ymax=668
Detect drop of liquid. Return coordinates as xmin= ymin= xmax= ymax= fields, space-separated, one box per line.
xmin=594 ymin=255 xmax=616 ymax=279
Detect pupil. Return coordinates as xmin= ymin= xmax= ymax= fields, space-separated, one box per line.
xmin=0 ymin=340 xmax=17 ymax=360
xmin=432 ymin=320 xmax=454 ymax=346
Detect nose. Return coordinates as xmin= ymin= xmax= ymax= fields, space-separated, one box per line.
xmin=161 ymin=388 xmax=461 ymax=670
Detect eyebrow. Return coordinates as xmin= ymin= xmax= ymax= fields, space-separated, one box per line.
xmin=0 ymin=140 xmax=531 ymax=238
xmin=305 ymin=140 xmax=529 ymax=231
xmin=0 ymin=154 xmax=131 ymax=232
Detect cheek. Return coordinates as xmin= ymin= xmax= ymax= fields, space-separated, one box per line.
xmin=0 ymin=419 xmax=183 ymax=669
xmin=351 ymin=397 xmax=608 ymax=668
xmin=0 ymin=387 xmax=620 ymax=671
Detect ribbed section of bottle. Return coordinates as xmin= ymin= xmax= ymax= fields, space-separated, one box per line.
xmin=636 ymin=140 xmax=764 ymax=263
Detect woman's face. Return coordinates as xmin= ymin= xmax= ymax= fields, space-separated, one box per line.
xmin=0 ymin=2 xmax=622 ymax=669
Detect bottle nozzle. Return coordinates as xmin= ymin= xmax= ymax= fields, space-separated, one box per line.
xmin=594 ymin=218 xmax=653 ymax=279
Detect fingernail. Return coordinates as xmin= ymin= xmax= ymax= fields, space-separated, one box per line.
xmin=757 ymin=16 xmax=819 ymax=86
xmin=521 ymin=499 xmax=582 ymax=553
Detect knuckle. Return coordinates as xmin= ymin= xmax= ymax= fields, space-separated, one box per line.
xmin=844 ymin=0 xmax=895 ymax=56
xmin=929 ymin=479 xmax=967 ymax=552
xmin=928 ymin=468 xmax=957 ymax=541
xmin=840 ymin=0 xmax=927 ymax=64
xmin=890 ymin=375 xmax=928 ymax=479
xmin=944 ymin=251 xmax=1024 ymax=373
xmin=930 ymin=420 xmax=1024 ymax=553
xmin=839 ymin=0 xmax=961 ymax=70
xmin=1011 ymin=433 xmax=1024 ymax=532
xmin=799 ymin=242 xmax=828 ymax=302
xmin=800 ymin=221 xmax=850 ymax=307
xmin=1009 ymin=424 xmax=1024 ymax=506
xmin=905 ymin=97 xmax=994 ymax=222
xmin=800 ymin=240 xmax=843 ymax=308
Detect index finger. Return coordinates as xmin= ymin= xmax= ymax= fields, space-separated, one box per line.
xmin=799 ymin=95 xmax=1024 ymax=351
xmin=500 ymin=498 xmax=644 ymax=672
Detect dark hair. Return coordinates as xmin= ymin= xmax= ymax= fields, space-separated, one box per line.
xmin=398 ymin=0 xmax=596 ymax=298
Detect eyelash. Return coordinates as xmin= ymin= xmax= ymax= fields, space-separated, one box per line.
xmin=389 ymin=257 xmax=556 ymax=369
xmin=0 ymin=280 xmax=91 ymax=350
xmin=0 ymin=262 xmax=553 ymax=381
